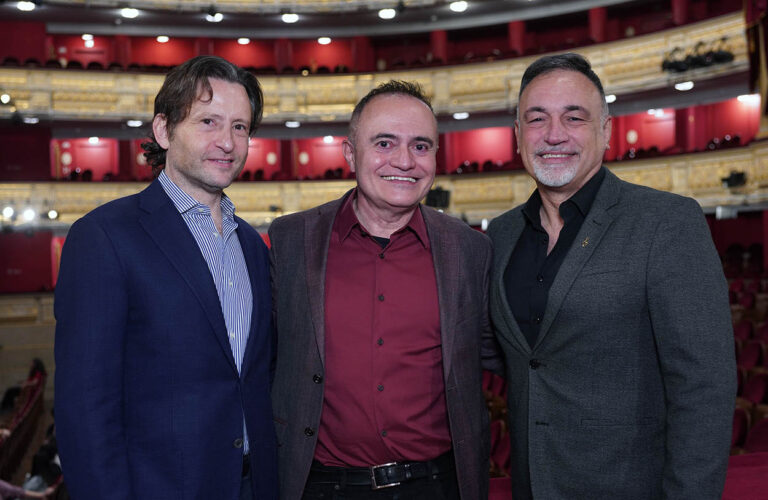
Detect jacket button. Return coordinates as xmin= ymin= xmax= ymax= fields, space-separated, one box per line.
xmin=304 ymin=427 xmax=315 ymax=437
xmin=233 ymin=438 xmax=244 ymax=448
xmin=529 ymin=359 xmax=541 ymax=369
xmin=313 ymin=374 xmax=323 ymax=384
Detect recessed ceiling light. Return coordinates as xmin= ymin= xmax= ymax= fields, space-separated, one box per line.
xmin=0 ymin=94 xmax=11 ymax=104
xmin=47 ymin=209 xmax=59 ymax=220
xmin=81 ymin=34 xmax=93 ymax=41
xmin=378 ymin=8 xmax=396 ymax=19
xmin=323 ymin=135 xmax=334 ymax=144
xmin=285 ymin=121 xmax=300 ymax=128
xmin=120 ymin=7 xmax=139 ymax=18
xmin=84 ymin=39 xmax=95 ymax=48
xmin=605 ymin=94 xmax=616 ymax=103
xmin=238 ymin=38 xmax=250 ymax=45
xmin=737 ymin=94 xmax=760 ymax=104
xmin=126 ymin=119 xmax=143 ymax=128
xmin=2 ymin=207 xmax=13 ymax=218
xmin=17 ymin=1 xmax=35 ymax=11
xmin=453 ymin=112 xmax=469 ymax=120
xmin=23 ymin=116 xmax=39 ymax=124
xmin=206 ymin=12 xmax=223 ymax=22
xmin=21 ymin=208 xmax=35 ymax=222
xmin=157 ymin=35 xmax=170 ymax=43
xmin=282 ymin=13 xmax=299 ymax=23
xmin=318 ymin=37 xmax=331 ymax=45
xmin=88 ymin=136 xmax=99 ymax=144
xmin=449 ymin=1 xmax=468 ymax=12
xmin=674 ymin=81 xmax=694 ymax=91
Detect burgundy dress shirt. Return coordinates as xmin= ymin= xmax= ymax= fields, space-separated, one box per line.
xmin=314 ymin=191 xmax=452 ymax=467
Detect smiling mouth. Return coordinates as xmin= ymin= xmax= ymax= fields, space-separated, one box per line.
xmin=539 ymin=153 xmax=574 ymax=159
xmin=208 ymin=158 xmax=234 ymax=165
xmin=381 ymin=175 xmax=417 ymax=183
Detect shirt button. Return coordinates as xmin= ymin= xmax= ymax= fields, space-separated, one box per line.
xmin=381 ymin=430 xmax=387 ymax=437
xmin=304 ymin=427 xmax=315 ymax=437
xmin=229 ymin=332 xmax=235 ymax=339
xmin=377 ymin=384 xmax=384 ymax=392
xmin=378 ymin=294 xmax=385 ymax=301
xmin=313 ymin=374 xmax=323 ymax=384
xmin=233 ymin=438 xmax=244 ymax=448
xmin=529 ymin=359 xmax=541 ymax=369
xmin=535 ymin=316 xmax=542 ymax=324
xmin=228 ymin=281 xmax=233 ymax=287
xmin=379 ymin=253 xmax=385 ymax=259
xmin=377 ymin=338 xmax=383 ymax=346
xmin=537 ymin=275 xmax=544 ymax=282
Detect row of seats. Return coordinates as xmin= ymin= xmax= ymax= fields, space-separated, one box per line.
xmin=0 ymin=375 xmax=45 ymax=481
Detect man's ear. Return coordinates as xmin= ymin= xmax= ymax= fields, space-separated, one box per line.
xmin=153 ymin=114 xmax=170 ymax=149
xmin=342 ymin=139 xmax=356 ymax=173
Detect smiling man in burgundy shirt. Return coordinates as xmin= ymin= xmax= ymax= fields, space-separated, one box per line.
xmin=269 ymin=80 xmax=502 ymax=499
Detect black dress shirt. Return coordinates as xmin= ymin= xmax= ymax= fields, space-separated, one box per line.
xmin=504 ymin=167 xmax=606 ymax=348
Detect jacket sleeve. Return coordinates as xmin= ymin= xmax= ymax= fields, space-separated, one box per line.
xmin=54 ymin=216 xmax=134 ymax=500
xmin=646 ymin=197 xmax=736 ymax=499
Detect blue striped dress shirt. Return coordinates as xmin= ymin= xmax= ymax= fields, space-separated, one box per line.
xmin=159 ymin=171 xmax=252 ymax=453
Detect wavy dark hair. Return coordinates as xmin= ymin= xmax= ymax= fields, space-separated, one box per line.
xmin=348 ymin=80 xmax=434 ymax=143
xmin=142 ymin=55 xmax=263 ymax=170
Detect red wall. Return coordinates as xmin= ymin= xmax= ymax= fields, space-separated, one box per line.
xmin=50 ymin=138 xmax=120 ymax=180
xmin=293 ymin=137 xmax=347 ymax=178
xmin=292 ymin=39 xmax=353 ymax=70
xmin=707 ymin=211 xmax=765 ymax=256
xmin=243 ymin=138 xmax=282 ymax=179
xmin=0 ymin=231 xmax=54 ymax=294
xmin=445 ymin=127 xmax=514 ymax=172
xmin=0 ymin=127 xmax=52 ymax=181
xmin=51 ymin=34 xmax=113 ymax=67
xmin=0 ymin=21 xmax=48 ymax=63
xmin=130 ymin=37 xmax=196 ymax=66
xmin=213 ymin=39 xmax=275 ymax=69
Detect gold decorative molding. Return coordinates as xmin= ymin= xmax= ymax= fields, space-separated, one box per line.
xmin=0 ymin=12 xmax=748 ymax=123
xmin=1 ymin=141 xmax=767 ymax=229
xmin=0 ymin=295 xmax=54 ymax=325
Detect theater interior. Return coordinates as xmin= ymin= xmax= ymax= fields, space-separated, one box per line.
xmin=0 ymin=0 xmax=767 ymax=497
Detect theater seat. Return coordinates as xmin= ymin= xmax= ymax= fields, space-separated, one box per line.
xmin=737 ymin=341 xmax=763 ymax=370
xmin=744 ymin=418 xmax=768 ymax=453
xmin=732 ymin=407 xmax=750 ymax=449
xmin=740 ymin=373 xmax=768 ymax=406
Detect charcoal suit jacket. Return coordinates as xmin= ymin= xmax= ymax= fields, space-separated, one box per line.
xmin=487 ymin=168 xmax=735 ymax=499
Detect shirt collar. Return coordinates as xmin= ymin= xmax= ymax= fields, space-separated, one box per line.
xmin=521 ymin=166 xmax=606 ymax=227
xmin=158 ymin=170 xmax=236 ymax=221
xmin=335 ymin=188 xmax=430 ymax=249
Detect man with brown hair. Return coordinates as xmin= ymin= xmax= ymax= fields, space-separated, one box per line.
xmin=55 ymin=56 xmax=277 ymax=500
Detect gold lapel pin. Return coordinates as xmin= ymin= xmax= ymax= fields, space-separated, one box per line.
xmin=581 ymin=237 xmax=590 ymax=248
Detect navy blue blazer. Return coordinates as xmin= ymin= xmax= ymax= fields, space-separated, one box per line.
xmin=54 ymin=180 xmax=278 ymax=500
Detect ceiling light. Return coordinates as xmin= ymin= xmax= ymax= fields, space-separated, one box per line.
xmin=737 ymin=94 xmax=760 ymax=104
xmin=157 ymin=35 xmax=169 ymax=43
xmin=88 ymin=136 xmax=99 ymax=144
xmin=453 ymin=112 xmax=469 ymax=120
xmin=282 ymin=13 xmax=299 ymax=23
xmin=21 ymin=208 xmax=35 ymax=222
xmin=285 ymin=121 xmax=300 ymax=128
xmin=120 ymin=7 xmax=139 ymax=18
xmin=605 ymin=94 xmax=616 ymax=103
xmin=205 ymin=12 xmax=223 ymax=22
xmin=126 ymin=119 xmax=143 ymax=127
xmin=23 ymin=116 xmax=39 ymax=124
xmin=2 ymin=207 xmax=13 ymax=218
xmin=84 ymin=39 xmax=95 ymax=48
xmin=47 ymin=209 xmax=58 ymax=220
xmin=674 ymin=81 xmax=694 ymax=91
xmin=449 ymin=1 xmax=468 ymax=12
xmin=238 ymin=38 xmax=250 ymax=45
xmin=323 ymin=135 xmax=334 ymax=144
xmin=318 ymin=37 xmax=331 ymax=45
xmin=17 ymin=1 xmax=36 ymax=11
xmin=379 ymin=8 xmax=396 ymax=19
xmin=0 ymin=94 xmax=10 ymax=104
xmin=81 ymin=34 xmax=93 ymax=41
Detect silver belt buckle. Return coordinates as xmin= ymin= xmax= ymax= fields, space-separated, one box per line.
xmin=370 ymin=462 xmax=400 ymax=490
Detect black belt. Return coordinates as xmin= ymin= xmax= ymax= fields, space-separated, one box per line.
xmin=242 ymin=454 xmax=250 ymax=477
xmin=308 ymin=451 xmax=454 ymax=490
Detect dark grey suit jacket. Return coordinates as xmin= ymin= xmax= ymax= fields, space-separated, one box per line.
xmin=487 ymin=168 xmax=735 ymax=500
xmin=269 ymin=191 xmax=502 ymax=500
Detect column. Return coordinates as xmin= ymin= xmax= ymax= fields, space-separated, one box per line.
xmin=588 ymin=8 xmax=606 ymax=43
xmin=430 ymin=30 xmax=448 ymax=64
xmin=507 ymin=20 xmax=525 ymax=56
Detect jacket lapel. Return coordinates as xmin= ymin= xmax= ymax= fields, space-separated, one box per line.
xmin=492 ymin=210 xmax=531 ymax=354
xmin=304 ymin=195 xmax=347 ymax=367
xmin=534 ymin=169 xmax=622 ymax=350
xmin=422 ymin=207 xmax=458 ymax=378
xmin=138 ymin=181 xmax=237 ymax=373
